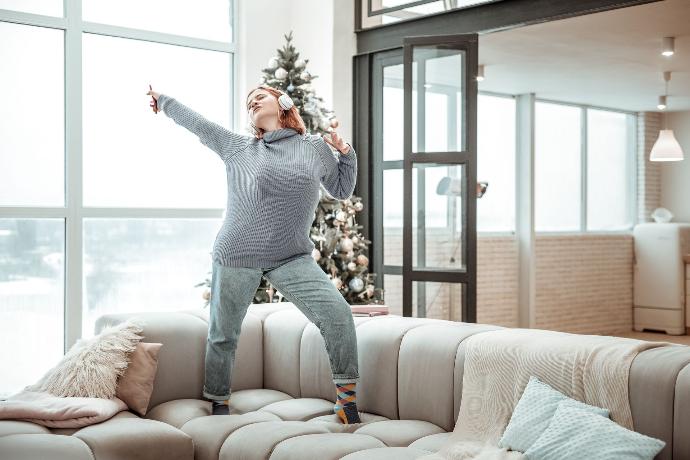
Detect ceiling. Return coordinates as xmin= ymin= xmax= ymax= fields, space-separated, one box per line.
xmin=477 ymin=0 xmax=690 ymax=112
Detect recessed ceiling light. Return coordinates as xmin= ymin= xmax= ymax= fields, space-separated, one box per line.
xmin=661 ymin=37 xmax=675 ymax=57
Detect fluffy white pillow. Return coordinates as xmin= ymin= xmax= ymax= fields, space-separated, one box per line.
xmin=27 ymin=318 xmax=145 ymax=399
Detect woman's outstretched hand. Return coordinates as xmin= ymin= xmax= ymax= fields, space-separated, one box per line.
xmin=323 ymin=130 xmax=351 ymax=155
xmin=146 ymin=84 xmax=160 ymax=114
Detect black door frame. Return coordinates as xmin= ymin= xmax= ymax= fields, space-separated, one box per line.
xmin=402 ymin=34 xmax=478 ymax=320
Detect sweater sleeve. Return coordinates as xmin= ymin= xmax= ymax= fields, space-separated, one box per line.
xmin=309 ymin=135 xmax=357 ymax=200
xmin=157 ymin=93 xmax=250 ymax=162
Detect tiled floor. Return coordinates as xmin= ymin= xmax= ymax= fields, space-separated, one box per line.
xmin=614 ymin=330 xmax=690 ymax=346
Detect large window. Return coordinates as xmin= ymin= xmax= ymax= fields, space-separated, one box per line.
xmin=535 ymin=101 xmax=635 ymax=232
xmin=0 ymin=2 xmax=235 ymax=398
xmin=477 ymin=93 xmax=515 ymax=233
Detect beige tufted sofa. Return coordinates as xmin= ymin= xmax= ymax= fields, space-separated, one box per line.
xmin=3 ymin=302 xmax=690 ymax=460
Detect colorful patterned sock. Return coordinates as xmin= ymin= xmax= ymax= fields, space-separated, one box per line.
xmin=334 ymin=383 xmax=361 ymax=424
xmin=211 ymin=399 xmax=230 ymax=416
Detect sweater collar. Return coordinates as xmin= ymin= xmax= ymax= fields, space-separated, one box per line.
xmin=262 ymin=127 xmax=299 ymax=143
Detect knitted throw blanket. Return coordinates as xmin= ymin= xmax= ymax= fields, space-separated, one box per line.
xmin=421 ymin=328 xmax=668 ymax=460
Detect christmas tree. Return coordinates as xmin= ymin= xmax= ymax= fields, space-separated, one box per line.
xmin=197 ymin=31 xmax=384 ymax=306
xmin=259 ymin=31 xmax=335 ymax=135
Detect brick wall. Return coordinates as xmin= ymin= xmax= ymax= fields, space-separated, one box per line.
xmin=534 ymin=234 xmax=633 ymax=334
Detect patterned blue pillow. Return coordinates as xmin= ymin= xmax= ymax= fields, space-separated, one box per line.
xmin=524 ymin=403 xmax=665 ymax=460
xmin=498 ymin=376 xmax=609 ymax=453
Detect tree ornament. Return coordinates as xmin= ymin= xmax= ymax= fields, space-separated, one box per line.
xmin=287 ymin=84 xmax=294 ymax=92
xmin=354 ymin=202 xmax=364 ymax=211
xmin=295 ymin=58 xmax=306 ymax=69
xmin=275 ymin=68 xmax=288 ymax=80
xmin=351 ymin=236 xmax=359 ymax=244
xmin=332 ymin=277 xmax=343 ymax=289
xmin=356 ymin=254 xmax=369 ymax=266
xmin=312 ymin=248 xmax=321 ymax=261
xmin=300 ymin=71 xmax=310 ymax=80
xmin=268 ymin=57 xmax=280 ymax=70
xmin=330 ymin=118 xmax=339 ymax=129
xmin=347 ymin=261 xmax=357 ymax=271
xmin=340 ymin=237 xmax=354 ymax=252
xmin=336 ymin=211 xmax=348 ymax=222
xmin=349 ymin=277 xmax=364 ymax=293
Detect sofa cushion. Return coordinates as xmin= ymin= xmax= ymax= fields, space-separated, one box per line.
xmin=355 ymin=316 xmax=442 ymax=420
xmin=309 ymin=411 xmax=390 ymax=431
xmin=95 ymin=312 xmax=208 ymax=409
xmin=398 ymin=323 xmax=499 ymax=431
xmin=269 ymin=433 xmax=387 ymax=460
xmin=409 ymin=432 xmax=453 ymax=452
xmin=228 ymin=388 xmax=293 ymax=413
xmin=340 ymin=446 xmax=433 ymax=459
xmin=145 ymin=398 xmax=210 ymax=429
xmin=675 ymin=363 xmax=690 ymax=460
xmin=629 ymin=345 xmax=690 ymax=460
xmin=353 ymin=419 xmax=446 ymax=447
xmin=181 ymin=411 xmax=281 ymax=460
xmin=73 ymin=410 xmax=193 ymax=460
xmin=220 ymin=420 xmax=332 ymax=459
xmin=0 ymin=433 xmax=95 ymax=460
xmin=259 ymin=397 xmax=335 ymax=421
xmin=0 ymin=420 xmax=51 ymax=437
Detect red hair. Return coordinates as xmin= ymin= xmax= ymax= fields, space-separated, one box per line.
xmin=246 ymin=85 xmax=306 ymax=137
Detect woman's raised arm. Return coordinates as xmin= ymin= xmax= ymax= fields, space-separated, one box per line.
xmin=148 ymin=90 xmax=250 ymax=162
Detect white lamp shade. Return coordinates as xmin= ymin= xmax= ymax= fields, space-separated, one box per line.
xmin=650 ymin=129 xmax=684 ymax=161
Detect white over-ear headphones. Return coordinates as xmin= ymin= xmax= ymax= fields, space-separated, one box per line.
xmin=278 ymin=93 xmax=294 ymax=111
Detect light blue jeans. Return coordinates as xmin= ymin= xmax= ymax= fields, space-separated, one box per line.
xmin=203 ymin=253 xmax=360 ymax=400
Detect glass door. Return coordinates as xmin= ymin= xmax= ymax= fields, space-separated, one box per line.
xmin=371 ymin=33 xmax=477 ymax=321
xmin=404 ymin=34 xmax=477 ymax=321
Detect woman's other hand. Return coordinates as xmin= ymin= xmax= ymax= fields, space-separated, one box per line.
xmin=146 ymin=85 xmax=160 ymax=114
xmin=323 ymin=130 xmax=351 ymax=155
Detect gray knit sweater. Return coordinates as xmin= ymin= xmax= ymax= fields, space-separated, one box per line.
xmin=157 ymin=94 xmax=357 ymax=268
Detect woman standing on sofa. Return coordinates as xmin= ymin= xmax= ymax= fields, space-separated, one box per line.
xmin=146 ymin=85 xmax=361 ymax=424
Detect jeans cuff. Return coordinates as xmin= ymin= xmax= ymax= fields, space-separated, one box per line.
xmin=332 ymin=376 xmax=359 ymax=384
xmin=203 ymin=389 xmax=231 ymax=400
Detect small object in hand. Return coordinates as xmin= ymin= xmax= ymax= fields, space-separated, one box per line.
xmin=149 ymin=84 xmax=158 ymax=114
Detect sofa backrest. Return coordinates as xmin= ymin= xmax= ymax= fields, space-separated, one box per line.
xmin=96 ymin=304 xmax=690 ymax=458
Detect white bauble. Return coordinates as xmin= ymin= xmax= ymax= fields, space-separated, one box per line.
xmin=340 ymin=237 xmax=354 ymax=252
xmin=332 ymin=277 xmax=343 ymax=289
xmin=347 ymin=262 xmax=357 ymax=271
xmin=295 ymin=59 xmax=306 ymax=69
xmin=336 ymin=211 xmax=348 ymax=222
xmin=268 ymin=57 xmax=280 ymax=70
xmin=349 ymin=277 xmax=364 ymax=293
xmin=299 ymin=71 xmax=310 ymax=80
xmin=312 ymin=248 xmax=321 ymax=261
xmin=274 ymin=68 xmax=288 ymax=80
xmin=351 ymin=236 xmax=359 ymax=244
xmin=354 ymin=202 xmax=364 ymax=211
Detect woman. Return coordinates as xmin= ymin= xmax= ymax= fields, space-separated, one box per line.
xmin=146 ymin=85 xmax=361 ymax=424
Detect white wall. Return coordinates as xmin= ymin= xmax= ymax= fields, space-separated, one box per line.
xmin=236 ymin=0 xmax=356 ymax=143
xmin=660 ymin=110 xmax=690 ymax=223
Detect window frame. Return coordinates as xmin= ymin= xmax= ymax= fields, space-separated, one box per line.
xmin=0 ymin=0 xmax=238 ymax=353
